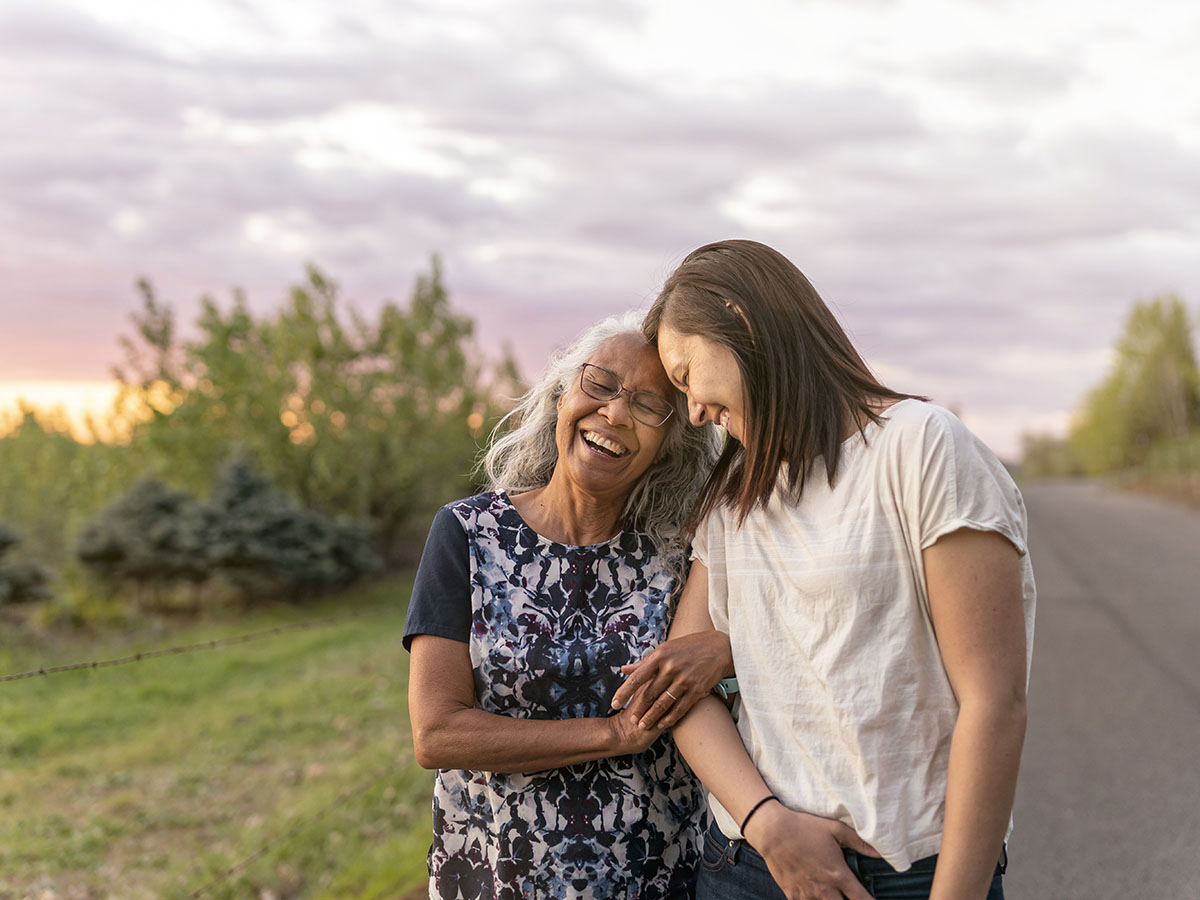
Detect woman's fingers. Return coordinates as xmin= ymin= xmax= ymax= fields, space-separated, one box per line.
xmin=832 ymin=822 xmax=881 ymax=858
xmin=751 ymin=807 xmax=876 ymax=900
xmin=636 ymin=682 xmax=686 ymax=730
xmin=610 ymin=655 xmax=656 ymax=710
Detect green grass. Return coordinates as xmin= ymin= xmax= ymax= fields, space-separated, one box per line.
xmin=0 ymin=578 xmax=432 ymax=899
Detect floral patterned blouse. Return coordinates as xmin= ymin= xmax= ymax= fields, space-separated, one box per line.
xmin=403 ymin=491 xmax=703 ymax=899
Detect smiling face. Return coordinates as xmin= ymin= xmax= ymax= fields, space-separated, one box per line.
xmin=553 ymin=333 xmax=675 ymax=502
xmin=655 ymin=324 xmax=748 ymax=443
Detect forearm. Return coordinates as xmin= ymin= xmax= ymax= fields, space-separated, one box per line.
xmin=672 ymin=694 xmax=771 ymax=829
xmin=414 ymin=705 xmax=627 ymax=774
xmin=930 ymin=697 xmax=1026 ymax=900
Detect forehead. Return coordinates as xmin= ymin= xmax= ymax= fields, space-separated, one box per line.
xmin=587 ymin=333 xmax=672 ymax=393
xmin=655 ymin=326 xmax=708 ymax=369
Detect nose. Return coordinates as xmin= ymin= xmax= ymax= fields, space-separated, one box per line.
xmin=687 ymin=397 xmax=706 ymax=427
xmin=599 ymin=391 xmax=635 ymax=426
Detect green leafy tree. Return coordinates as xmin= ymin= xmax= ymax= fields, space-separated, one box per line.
xmin=115 ymin=259 xmax=517 ymax=561
xmin=1019 ymin=431 xmax=1083 ymax=479
xmin=1070 ymin=294 xmax=1200 ymax=474
xmin=0 ymin=409 xmax=136 ymax=567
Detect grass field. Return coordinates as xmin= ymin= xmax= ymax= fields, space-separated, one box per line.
xmin=0 ymin=578 xmax=433 ymax=900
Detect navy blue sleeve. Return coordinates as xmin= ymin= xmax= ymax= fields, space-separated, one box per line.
xmin=403 ymin=506 xmax=471 ymax=652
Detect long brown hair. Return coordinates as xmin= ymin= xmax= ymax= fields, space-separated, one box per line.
xmin=643 ymin=239 xmax=920 ymax=529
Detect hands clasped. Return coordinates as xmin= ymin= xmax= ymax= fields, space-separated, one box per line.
xmin=609 ymin=630 xmax=733 ymax=730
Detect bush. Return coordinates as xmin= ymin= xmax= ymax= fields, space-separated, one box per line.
xmin=206 ymin=459 xmax=381 ymax=601
xmin=75 ymin=461 xmax=380 ymax=606
xmin=0 ymin=524 xmax=53 ymax=605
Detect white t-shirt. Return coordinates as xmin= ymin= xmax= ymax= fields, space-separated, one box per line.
xmin=692 ymin=400 xmax=1036 ymax=870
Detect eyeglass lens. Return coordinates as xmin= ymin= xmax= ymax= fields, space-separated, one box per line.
xmin=581 ymin=365 xmax=673 ymax=425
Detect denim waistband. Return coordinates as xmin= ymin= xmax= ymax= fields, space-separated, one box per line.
xmin=842 ymin=844 xmax=1008 ymax=878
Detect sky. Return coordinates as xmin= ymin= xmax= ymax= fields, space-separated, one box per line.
xmin=1 ymin=0 xmax=1198 ymax=459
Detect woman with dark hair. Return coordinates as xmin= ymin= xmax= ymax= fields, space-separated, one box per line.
xmin=404 ymin=312 xmax=726 ymax=899
xmin=627 ymin=241 xmax=1035 ymax=900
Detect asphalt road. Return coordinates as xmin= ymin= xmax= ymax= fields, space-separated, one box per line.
xmin=1006 ymin=481 xmax=1200 ymax=899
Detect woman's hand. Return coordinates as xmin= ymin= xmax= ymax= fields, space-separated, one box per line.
xmin=604 ymin=706 xmax=667 ymax=756
xmin=610 ymin=629 xmax=733 ymax=730
xmin=744 ymin=801 xmax=879 ymax=900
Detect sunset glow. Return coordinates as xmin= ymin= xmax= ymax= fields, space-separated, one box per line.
xmin=0 ymin=380 xmax=123 ymax=442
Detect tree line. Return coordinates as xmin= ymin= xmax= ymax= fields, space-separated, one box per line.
xmin=0 ymin=259 xmax=519 ymax=621
xmin=1021 ymin=293 xmax=1200 ymax=482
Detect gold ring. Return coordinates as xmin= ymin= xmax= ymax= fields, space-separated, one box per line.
xmin=665 ymin=689 xmax=679 ymax=701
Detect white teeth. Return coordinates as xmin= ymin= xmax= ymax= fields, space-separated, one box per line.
xmin=718 ymin=410 xmax=730 ymax=429
xmin=583 ymin=430 xmax=627 ymax=457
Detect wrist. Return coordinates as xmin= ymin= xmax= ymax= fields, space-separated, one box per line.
xmin=740 ymin=796 xmax=784 ymax=848
xmin=602 ymin=710 xmax=637 ymax=756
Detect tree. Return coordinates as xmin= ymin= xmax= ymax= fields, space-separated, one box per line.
xmin=1070 ymin=294 xmax=1200 ymax=474
xmin=0 ymin=409 xmax=136 ymax=567
xmin=1019 ymin=431 xmax=1082 ymax=479
xmin=115 ymin=259 xmax=518 ymax=560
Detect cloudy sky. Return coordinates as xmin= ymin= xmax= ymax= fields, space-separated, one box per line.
xmin=1 ymin=0 xmax=1198 ymax=458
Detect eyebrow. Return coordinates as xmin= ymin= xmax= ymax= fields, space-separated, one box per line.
xmin=590 ymin=363 xmax=671 ymax=400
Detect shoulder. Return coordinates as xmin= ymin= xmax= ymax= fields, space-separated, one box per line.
xmin=877 ymin=398 xmax=956 ymax=433
xmin=873 ymin=400 xmax=979 ymax=455
xmin=439 ymin=491 xmax=507 ymax=529
xmin=445 ymin=490 xmax=503 ymax=516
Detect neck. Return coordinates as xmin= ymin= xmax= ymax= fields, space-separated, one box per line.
xmin=511 ymin=474 xmax=626 ymax=546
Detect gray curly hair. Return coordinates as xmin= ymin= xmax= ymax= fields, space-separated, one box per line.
xmin=480 ymin=310 xmax=720 ymax=566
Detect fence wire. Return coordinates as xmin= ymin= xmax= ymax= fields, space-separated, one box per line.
xmin=0 ymin=605 xmax=395 ymax=683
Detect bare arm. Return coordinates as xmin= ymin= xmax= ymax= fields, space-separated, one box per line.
xmin=924 ymin=528 xmax=1027 ymax=900
xmin=408 ymin=634 xmax=663 ymax=773
xmin=665 ymin=562 xmax=878 ymax=900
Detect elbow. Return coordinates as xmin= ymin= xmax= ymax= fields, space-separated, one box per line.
xmin=413 ymin=736 xmax=438 ymax=770
xmin=411 ymin=718 xmax=451 ymax=770
xmin=960 ymin=687 xmax=1027 ymax=740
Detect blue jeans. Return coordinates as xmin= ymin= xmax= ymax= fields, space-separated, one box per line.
xmin=696 ymin=820 xmax=1005 ymax=900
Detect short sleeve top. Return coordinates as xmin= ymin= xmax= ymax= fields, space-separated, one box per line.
xmin=404 ymin=491 xmax=703 ymax=900
xmin=692 ymin=400 xmax=1036 ymax=870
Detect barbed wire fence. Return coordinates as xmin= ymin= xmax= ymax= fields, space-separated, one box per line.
xmin=0 ymin=606 xmax=392 ymax=682
xmin=0 ymin=603 xmax=425 ymax=899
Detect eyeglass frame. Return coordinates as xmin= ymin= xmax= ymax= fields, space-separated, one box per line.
xmin=577 ymin=363 xmax=676 ymax=427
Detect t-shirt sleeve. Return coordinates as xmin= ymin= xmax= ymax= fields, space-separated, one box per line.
xmin=402 ymin=506 xmax=471 ymax=652
xmin=913 ymin=407 xmax=1029 ymax=556
xmin=690 ymin=506 xmax=731 ymax=635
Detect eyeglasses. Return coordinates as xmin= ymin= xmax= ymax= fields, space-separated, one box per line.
xmin=578 ymin=363 xmax=675 ymax=427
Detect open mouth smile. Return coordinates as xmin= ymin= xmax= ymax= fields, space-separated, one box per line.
xmin=581 ymin=430 xmax=629 ymax=459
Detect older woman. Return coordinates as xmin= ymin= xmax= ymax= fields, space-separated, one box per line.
xmin=403 ymin=312 xmax=724 ymax=899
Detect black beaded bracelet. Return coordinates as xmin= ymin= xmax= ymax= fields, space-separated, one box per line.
xmin=739 ymin=794 xmax=778 ymax=835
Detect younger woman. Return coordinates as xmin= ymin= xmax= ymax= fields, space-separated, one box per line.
xmin=633 ymin=240 xmax=1035 ymax=900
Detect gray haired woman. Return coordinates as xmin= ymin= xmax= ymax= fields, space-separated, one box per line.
xmin=404 ymin=312 xmax=730 ymax=899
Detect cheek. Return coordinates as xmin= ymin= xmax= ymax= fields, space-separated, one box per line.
xmin=645 ymin=430 xmax=670 ymax=464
